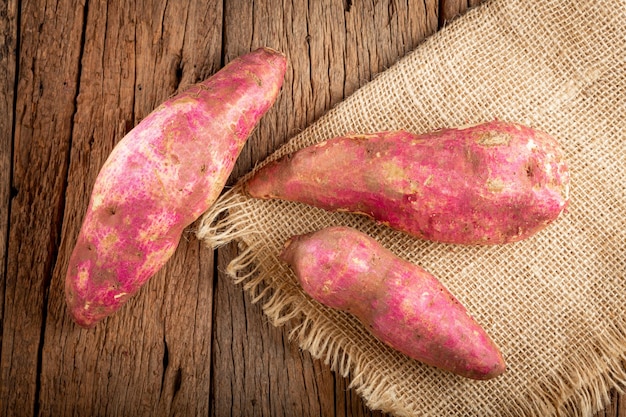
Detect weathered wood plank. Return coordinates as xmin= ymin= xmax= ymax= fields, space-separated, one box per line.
xmin=211 ymin=244 xmax=335 ymax=416
xmin=439 ymin=0 xmax=477 ymax=25
xmin=37 ymin=0 xmax=222 ymax=415
xmin=212 ymin=2 xmax=340 ymax=415
xmin=0 ymin=0 xmax=18 ymax=358
xmin=0 ymin=0 xmax=87 ymax=414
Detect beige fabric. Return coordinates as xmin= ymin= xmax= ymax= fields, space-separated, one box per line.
xmin=197 ymin=0 xmax=626 ymax=415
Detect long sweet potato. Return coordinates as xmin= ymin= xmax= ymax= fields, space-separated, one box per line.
xmin=65 ymin=47 xmax=287 ymax=328
xmin=280 ymin=226 xmax=506 ymax=380
xmin=246 ymin=121 xmax=570 ymax=245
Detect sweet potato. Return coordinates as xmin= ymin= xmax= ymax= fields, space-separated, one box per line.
xmin=65 ymin=47 xmax=287 ymax=328
xmin=280 ymin=226 xmax=505 ymax=380
xmin=246 ymin=121 xmax=570 ymax=245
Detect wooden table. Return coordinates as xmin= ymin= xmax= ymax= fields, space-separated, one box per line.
xmin=0 ymin=0 xmax=623 ymax=415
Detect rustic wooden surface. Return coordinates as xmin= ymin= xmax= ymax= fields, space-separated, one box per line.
xmin=0 ymin=0 xmax=624 ymax=415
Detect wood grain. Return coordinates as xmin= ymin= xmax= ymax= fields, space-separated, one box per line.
xmin=0 ymin=0 xmax=623 ymax=415
xmin=1 ymin=0 xmax=86 ymax=414
xmin=439 ymin=0 xmax=483 ymax=25
xmin=0 ymin=0 xmax=17 ymax=366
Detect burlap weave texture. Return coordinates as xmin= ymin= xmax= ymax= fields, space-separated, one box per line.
xmin=198 ymin=0 xmax=626 ymax=415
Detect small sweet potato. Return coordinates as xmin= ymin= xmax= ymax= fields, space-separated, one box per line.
xmin=280 ymin=226 xmax=505 ymax=380
xmin=246 ymin=121 xmax=570 ymax=245
xmin=65 ymin=47 xmax=287 ymax=328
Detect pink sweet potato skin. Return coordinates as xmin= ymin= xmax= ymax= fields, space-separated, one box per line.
xmin=280 ymin=226 xmax=505 ymax=380
xmin=65 ymin=47 xmax=287 ymax=328
xmin=246 ymin=121 xmax=570 ymax=245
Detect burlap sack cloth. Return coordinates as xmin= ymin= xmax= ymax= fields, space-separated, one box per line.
xmin=197 ymin=0 xmax=626 ymax=415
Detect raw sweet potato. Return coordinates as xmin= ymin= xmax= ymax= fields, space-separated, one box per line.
xmin=280 ymin=226 xmax=505 ymax=380
xmin=65 ymin=47 xmax=287 ymax=328
xmin=246 ymin=121 xmax=570 ymax=245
